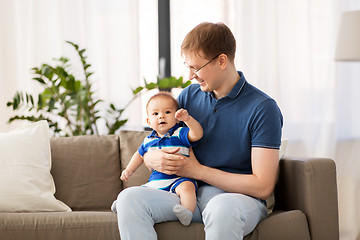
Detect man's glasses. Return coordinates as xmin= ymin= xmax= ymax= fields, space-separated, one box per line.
xmin=184 ymin=54 xmax=220 ymax=74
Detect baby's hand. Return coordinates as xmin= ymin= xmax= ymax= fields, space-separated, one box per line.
xmin=120 ymin=169 xmax=133 ymax=182
xmin=175 ymin=108 xmax=190 ymax=122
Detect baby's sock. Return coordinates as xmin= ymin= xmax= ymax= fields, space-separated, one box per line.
xmin=173 ymin=204 xmax=193 ymax=226
xmin=111 ymin=200 xmax=117 ymax=213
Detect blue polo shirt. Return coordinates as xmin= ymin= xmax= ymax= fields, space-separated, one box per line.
xmin=138 ymin=124 xmax=198 ymax=193
xmin=177 ymin=71 xmax=283 ymax=175
xmin=138 ymin=124 xmax=193 ymax=157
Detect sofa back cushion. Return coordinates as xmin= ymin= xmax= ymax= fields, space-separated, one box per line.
xmin=50 ymin=135 xmax=121 ymax=211
xmin=119 ymin=130 xmax=152 ymax=188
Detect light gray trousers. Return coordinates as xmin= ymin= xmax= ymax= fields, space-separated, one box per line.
xmin=116 ymin=185 xmax=267 ymax=240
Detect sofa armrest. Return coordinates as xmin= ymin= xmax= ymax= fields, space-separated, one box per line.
xmin=274 ymin=157 xmax=339 ymax=240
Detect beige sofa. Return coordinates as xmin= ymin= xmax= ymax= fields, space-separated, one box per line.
xmin=0 ymin=130 xmax=339 ymax=240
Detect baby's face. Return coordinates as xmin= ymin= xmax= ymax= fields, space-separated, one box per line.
xmin=146 ymin=96 xmax=178 ymax=136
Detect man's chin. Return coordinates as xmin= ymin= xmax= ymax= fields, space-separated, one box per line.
xmin=199 ymin=85 xmax=210 ymax=92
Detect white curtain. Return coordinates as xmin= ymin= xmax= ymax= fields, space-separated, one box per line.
xmin=0 ymin=0 xmax=159 ymax=133
xmin=171 ymin=0 xmax=359 ymax=239
xmin=172 ymin=0 xmax=338 ymax=157
xmin=232 ymin=2 xmax=360 ymax=238
xmin=335 ymin=2 xmax=360 ymax=238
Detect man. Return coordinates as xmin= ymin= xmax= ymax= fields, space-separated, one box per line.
xmin=116 ymin=22 xmax=283 ymax=240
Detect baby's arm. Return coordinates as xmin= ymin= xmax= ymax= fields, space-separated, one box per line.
xmin=175 ymin=108 xmax=203 ymax=142
xmin=121 ymin=151 xmax=144 ymax=181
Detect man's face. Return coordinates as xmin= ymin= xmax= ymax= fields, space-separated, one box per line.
xmin=183 ymin=51 xmax=222 ymax=93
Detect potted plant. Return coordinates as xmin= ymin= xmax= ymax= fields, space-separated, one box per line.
xmin=6 ymin=42 xmax=192 ymax=136
xmin=6 ymin=41 xmax=128 ymax=136
xmin=132 ymin=75 xmax=191 ymax=95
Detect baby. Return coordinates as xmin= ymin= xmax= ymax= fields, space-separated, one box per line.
xmin=113 ymin=92 xmax=203 ymax=226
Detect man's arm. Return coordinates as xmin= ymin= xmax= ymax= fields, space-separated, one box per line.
xmin=188 ymin=147 xmax=279 ymax=200
xmin=144 ymin=147 xmax=279 ymax=200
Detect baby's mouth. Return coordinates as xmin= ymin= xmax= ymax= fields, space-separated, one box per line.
xmin=159 ymin=121 xmax=166 ymax=125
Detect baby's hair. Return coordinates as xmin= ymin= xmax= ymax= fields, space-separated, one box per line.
xmin=146 ymin=92 xmax=179 ymax=112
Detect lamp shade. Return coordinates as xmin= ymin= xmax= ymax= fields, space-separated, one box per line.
xmin=335 ymin=10 xmax=360 ymax=61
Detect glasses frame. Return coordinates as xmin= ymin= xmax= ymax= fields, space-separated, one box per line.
xmin=184 ymin=54 xmax=221 ymax=74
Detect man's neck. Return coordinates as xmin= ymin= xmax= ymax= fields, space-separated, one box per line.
xmin=213 ymin=69 xmax=240 ymax=99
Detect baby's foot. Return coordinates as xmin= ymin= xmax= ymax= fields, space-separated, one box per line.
xmin=111 ymin=200 xmax=117 ymax=213
xmin=173 ymin=204 xmax=193 ymax=226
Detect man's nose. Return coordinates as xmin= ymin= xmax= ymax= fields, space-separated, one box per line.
xmin=188 ymin=71 xmax=197 ymax=80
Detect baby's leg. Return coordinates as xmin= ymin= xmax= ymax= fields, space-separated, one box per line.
xmin=173 ymin=181 xmax=196 ymax=226
xmin=175 ymin=180 xmax=197 ymax=212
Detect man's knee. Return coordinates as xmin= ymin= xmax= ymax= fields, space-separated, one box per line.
xmin=202 ymin=193 xmax=267 ymax=238
xmin=118 ymin=186 xmax=141 ymax=200
xmin=203 ymin=193 xmax=246 ymax=223
xmin=116 ymin=187 xmax=146 ymax=217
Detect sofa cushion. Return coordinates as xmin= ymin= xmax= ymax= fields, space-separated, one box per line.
xmin=155 ymin=222 xmax=205 ymax=240
xmin=246 ymin=210 xmax=310 ymax=240
xmin=50 ymin=135 xmax=121 ymax=211
xmin=119 ymin=130 xmax=152 ymax=188
xmin=153 ymin=209 xmax=310 ymax=240
xmin=0 ymin=211 xmax=119 ymax=240
xmin=0 ymin=121 xmax=71 ymax=212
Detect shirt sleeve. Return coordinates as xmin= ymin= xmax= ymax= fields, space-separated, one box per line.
xmin=178 ymin=127 xmax=198 ymax=147
xmin=138 ymin=137 xmax=149 ymax=156
xmin=250 ymin=99 xmax=283 ymax=149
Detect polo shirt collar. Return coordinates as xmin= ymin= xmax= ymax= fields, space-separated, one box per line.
xmin=149 ymin=123 xmax=180 ymax=138
xmin=207 ymin=71 xmax=246 ymax=99
xmin=227 ymin=71 xmax=246 ymax=99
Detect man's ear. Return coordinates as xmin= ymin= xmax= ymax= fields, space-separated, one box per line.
xmin=218 ymin=53 xmax=228 ymax=70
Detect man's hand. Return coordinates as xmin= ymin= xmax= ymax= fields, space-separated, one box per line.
xmin=144 ymin=147 xmax=203 ymax=180
xmin=143 ymin=147 xmax=186 ymax=175
xmin=172 ymin=147 xmax=202 ymax=178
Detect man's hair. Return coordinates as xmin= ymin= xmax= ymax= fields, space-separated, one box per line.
xmin=146 ymin=92 xmax=179 ymax=114
xmin=181 ymin=22 xmax=236 ymax=61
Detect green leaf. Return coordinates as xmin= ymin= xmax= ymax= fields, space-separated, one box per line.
xmin=84 ymin=64 xmax=91 ymax=70
xmin=94 ymin=99 xmax=102 ymax=106
xmin=30 ymin=95 xmax=34 ymax=105
xmin=157 ymin=78 xmax=170 ymax=90
xmin=132 ymin=86 xmax=144 ymax=95
xmin=67 ymin=41 xmax=78 ymax=50
xmin=42 ymin=65 xmax=54 ymax=79
xmin=12 ymin=92 xmax=21 ymax=110
xmin=33 ymin=77 xmax=46 ymax=84
xmin=108 ymin=119 xmax=128 ymax=134
xmin=31 ymin=67 xmax=40 ymax=74
xmin=182 ymin=80 xmax=192 ymax=88
xmin=38 ymin=94 xmax=43 ymax=109
xmin=58 ymin=57 xmax=69 ymax=64
xmin=145 ymin=82 xmax=157 ymax=90
xmin=86 ymin=72 xmax=94 ymax=78
xmin=48 ymin=97 xmax=56 ymax=112
xmin=110 ymin=103 xmax=116 ymax=111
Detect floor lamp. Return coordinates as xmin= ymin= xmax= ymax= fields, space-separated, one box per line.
xmin=335 ymin=10 xmax=360 ymax=61
xmin=334 ymin=9 xmax=360 ymax=240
